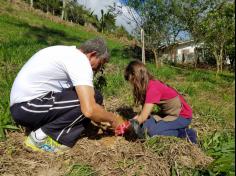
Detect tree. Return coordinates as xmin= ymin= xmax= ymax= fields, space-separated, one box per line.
xmin=175 ymin=0 xmax=235 ymax=73
xmin=66 ymin=1 xmax=85 ymax=24
xmin=110 ymin=0 xmax=186 ymax=67
xmin=125 ymin=0 xmax=173 ymax=67
xmin=201 ymin=1 xmax=235 ymax=73
xmin=165 ymin=0 xmax=187 ymax=45
xmin=48 ymin=0 xmax=61 ymax=15
xmin=99 ymin=10 xmax=116 ymax=33
xmin=32 ymin=0 xmax=61 ymax=15
xmin=37 ymin=0 xmax=50 ymax=13
xmin=103 ymin=11 xmax=116 ymax=32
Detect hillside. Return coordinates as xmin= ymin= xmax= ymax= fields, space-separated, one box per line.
xmin=0 ymin=0 xmax=235 ymax=176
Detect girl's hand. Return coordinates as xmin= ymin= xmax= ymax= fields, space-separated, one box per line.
xmin=153 ymin=115 xmax=163 ymax=122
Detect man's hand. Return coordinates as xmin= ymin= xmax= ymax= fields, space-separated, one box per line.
xmin=115 ymin=120 xmax=131 ymax=136
xmin=111 ymin=115 xmax=125 ymax=129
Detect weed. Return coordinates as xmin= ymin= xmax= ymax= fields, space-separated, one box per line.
xmin=186 ymin=71 xmax=217 ymax=84
xmin=66 ymin=164 xmax=97 ymax=176
xmin=200 ymin=82 xmax=215 ymax=92
xmin=175 ymin=84 xmax=198 ymax=97
xmin=199 ymin=131 xmax=235 ymax=175
xmin=147 ymin=64 xmax=179 ymax=81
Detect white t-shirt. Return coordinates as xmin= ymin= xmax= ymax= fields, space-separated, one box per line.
xmin=10 ymin=45 xmax=93 ymax=106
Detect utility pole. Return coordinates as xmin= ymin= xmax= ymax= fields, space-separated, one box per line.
xmin=141 ymin=28 xmax=145 ymax=64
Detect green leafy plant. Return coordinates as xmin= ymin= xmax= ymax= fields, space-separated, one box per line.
xmin=200 ymin=131 xmax=235 ymax=175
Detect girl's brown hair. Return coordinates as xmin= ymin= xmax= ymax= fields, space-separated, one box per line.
xmin=124 ymin=60 xmax=154 ymax=105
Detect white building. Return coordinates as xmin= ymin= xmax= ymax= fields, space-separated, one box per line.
xmin=159 ymin=40 xmax=203 ymax=64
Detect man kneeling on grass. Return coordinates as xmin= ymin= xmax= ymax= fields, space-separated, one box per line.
xmin=10 ymin=38 xmax=124 ymax=153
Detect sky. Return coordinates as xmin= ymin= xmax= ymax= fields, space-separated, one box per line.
xmin=76 ymin=0 xmax=137 ymax=34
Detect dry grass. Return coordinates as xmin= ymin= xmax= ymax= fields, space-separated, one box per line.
xmin=0 ymin=127 xmax=213 ymax=176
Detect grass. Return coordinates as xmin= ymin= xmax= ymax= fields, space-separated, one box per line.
xmin=0 ymin=0 xmax=235 ymax=175
xmin=200 ymin=131 xmax=235 ymax=175
xmin=65 ymin=164 xmax=97 ymax=176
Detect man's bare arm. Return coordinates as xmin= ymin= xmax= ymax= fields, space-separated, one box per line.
xmin=75 ymin=85 xmax=124 ymax=128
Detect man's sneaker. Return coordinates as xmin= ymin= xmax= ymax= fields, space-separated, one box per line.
xmin=178 ymin=128 xmax=197 ymax=144
xmin=24 ymin=134 xmax=69 ymax=153
xmin=24 ymin=134 xmax=45 ymax=152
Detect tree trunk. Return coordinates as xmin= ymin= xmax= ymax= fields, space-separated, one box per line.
xmin=61 ymin=0 xmax=66 ymax=20
xmin=46 ymin=4 xmax=49 ymax=14
xmin=213 ymin=51 xmax=220 ymax=75
xmin=219 ymin=45 xmax=224 ymax=73
xmin=214 ymin=44 xmax=224 ymax=74
xmin=172 ymin=45 xmax=177 ymax=64
xmin=152 ymin=48 xmax=161 ymax=68
xmin=30 ymin=0 xmax=33 ymax=8
xmin=193 ymin=48 xmax=198 ymax=68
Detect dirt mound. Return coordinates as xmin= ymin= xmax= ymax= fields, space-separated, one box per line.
xmin=0 ymin=130 xmax=213 ymax=176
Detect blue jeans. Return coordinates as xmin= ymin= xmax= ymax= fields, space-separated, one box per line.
xmin=141 ymin=116 xmax=192 ymax=137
